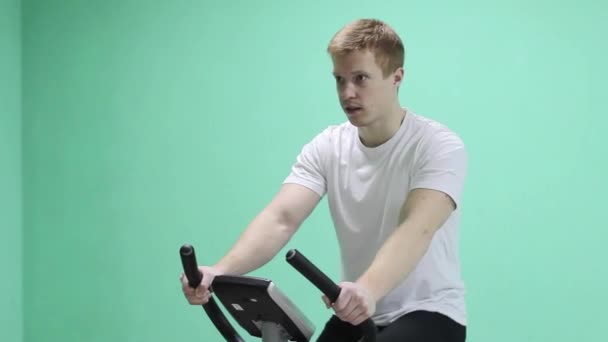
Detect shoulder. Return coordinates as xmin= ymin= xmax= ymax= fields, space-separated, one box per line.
xmin=306 ymin=121 xmax=355 ymax=147
xmin=292 ymin=122 xmax=351 ymax=164
xmin=405 ymin=112 xmax=469 ymax=206
xmin=407 ymin=112 xmax=466 ymax=158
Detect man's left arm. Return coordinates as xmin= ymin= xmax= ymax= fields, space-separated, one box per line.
xmin=328 ymin=136 xmax=467 ymax=325
xmin=330 ymin=189 xmax=458 ymax=325
xmin=357 ymin=188 xmax=456 ymax=302
xmin=358 ymin=135 xmax=468 ymax=302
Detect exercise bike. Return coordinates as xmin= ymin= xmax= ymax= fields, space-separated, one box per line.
xmin=179 ymin=244 xmax=377 ymax=341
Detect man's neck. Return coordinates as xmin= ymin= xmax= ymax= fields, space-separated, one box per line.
xmin=358 ymin=106 xmax=406 ymax=148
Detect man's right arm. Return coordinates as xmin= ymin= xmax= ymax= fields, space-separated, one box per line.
xmin=183 ymin=128 xmax=329 ymax=305
xmin=212 ymin=183 xmax=322 ymax=276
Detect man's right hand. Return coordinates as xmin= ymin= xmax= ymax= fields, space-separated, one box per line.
xmin=180 ymin=265 xmax=223 ymax=305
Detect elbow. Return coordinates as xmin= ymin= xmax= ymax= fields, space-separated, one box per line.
xmin=401 ymin=219 xmax=439 ymax=244
xmin=267 ymin=206 xmax=299 ymax=237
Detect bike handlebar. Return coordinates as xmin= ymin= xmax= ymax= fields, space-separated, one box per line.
xmin=179 ymin=244 xmax=376 ymax=342
xmin=286 ymin=249 xmax=377 ymax=342
xmin=179 ymin=244 xmax=245 ymax=342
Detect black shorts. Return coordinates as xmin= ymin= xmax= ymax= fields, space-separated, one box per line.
xmin=316 ymin=310 xmax=466 ymax=342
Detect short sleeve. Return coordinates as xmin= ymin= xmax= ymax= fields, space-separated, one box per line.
xmin=410 ymin=133 xmax=468 ymax=209
xmin=283 ymin=128 xmax=331 ymax=197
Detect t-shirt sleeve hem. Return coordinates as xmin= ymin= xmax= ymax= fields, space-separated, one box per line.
xmin=283 ymin=177 xmax=326 ymax=198
xmin=409 ymin=182 xmax=462 ymax=209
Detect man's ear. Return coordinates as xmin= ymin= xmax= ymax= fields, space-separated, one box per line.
xmin=393 ymin=67 xmax=405 ymax=86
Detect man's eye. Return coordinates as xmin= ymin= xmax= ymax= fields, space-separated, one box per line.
xmin=356 ymin=75 xmax=368 ymax=81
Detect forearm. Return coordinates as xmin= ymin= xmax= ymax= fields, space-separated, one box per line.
xmin=357 ymin=188 xmax=455 ymax=302
xmin=213 ymin=208 xmax=295 ymax=276
xmin=357 ymin=221 xmax=434 ymax=302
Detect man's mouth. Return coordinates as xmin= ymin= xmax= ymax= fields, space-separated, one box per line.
xmin=344 ymin=105 xmax=363 ymax=114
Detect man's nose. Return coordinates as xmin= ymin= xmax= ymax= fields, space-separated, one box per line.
xmin=340 ymin=82 xmax=356 ymax=100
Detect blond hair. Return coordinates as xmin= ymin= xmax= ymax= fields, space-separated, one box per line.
xmin=327 ymin=18 xmax=405 ymax=78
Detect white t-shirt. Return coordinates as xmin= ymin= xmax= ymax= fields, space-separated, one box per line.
xmin=283 ymin=108 xmax=468 ymax=326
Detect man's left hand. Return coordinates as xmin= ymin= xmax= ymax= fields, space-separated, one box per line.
xmin=321 ymin=281 xmax=376 ymax=326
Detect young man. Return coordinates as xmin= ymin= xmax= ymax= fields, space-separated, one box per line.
xmin=182 ymin=18 xmax=468 ymax=341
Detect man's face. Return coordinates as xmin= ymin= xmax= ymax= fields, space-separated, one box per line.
xmin=332 ymin=49 xmax=402 ymax=127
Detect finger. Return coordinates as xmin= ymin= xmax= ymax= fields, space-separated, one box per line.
xmin=182 ymin=284 xmax=195 ymax=295
xmin=181 ymin=273 xmax=195 ymax=287
xmin=351 ymin=312 xmax=369 ymax=326
xmin=341 ymin=304 xmax=363 ymax=323
xmin=337 ymin=290 xmax=361 ymax=317
xmin=182 ymin=276 xmax=199 ymax=294
xmin=196 ymin=287 xmax=211 ymax=300
xmin=191 ymin=298 xmax=204 ymax=305
xmin=188 ymin=289 xmax=209 ymax=304
xmin=335 ymin=299 xmax=353 ymax=318
xmin=333 ymin=290 xmax=352 ymax=312
xmin=337 ymin=297 xmax=356 ymax=316
xmin=186 ymin=295 xmax=203 ymax=305
xmin=200 ymin=266 xmax=213 ymax=289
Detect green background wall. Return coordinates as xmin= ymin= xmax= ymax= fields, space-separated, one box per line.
xmin=12 ymin=0 xmax=608 ymax=341
xmin=1 ymin=0 xmax=22 ymax=341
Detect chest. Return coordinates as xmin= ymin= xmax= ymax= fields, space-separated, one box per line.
xmin=326 ymin=145 xmax=415 ymax=224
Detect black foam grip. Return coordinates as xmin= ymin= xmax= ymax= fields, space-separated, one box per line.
xmin=286 ymin=249 xmax=377 ymax=342
xmin=286 ymin=249 xmax=341 ymax=302
xmin=180 ymin=244 xmax=203 ymax=287
xmin=180 ymin=244 xmax=244 ymax=342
